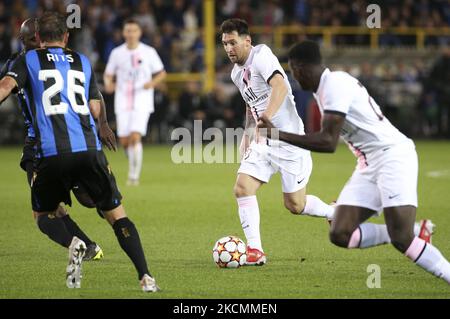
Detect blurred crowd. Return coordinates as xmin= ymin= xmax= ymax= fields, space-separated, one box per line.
xmin=0 ymin=0 xmax=449 ymax=142
xmin=1 ymin=0 xmax=450 ymax=67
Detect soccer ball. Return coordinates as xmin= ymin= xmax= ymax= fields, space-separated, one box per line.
xmin=212 ymin=236 xmax=247 ymax=268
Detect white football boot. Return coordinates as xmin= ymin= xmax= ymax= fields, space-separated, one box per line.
xmin=140 ymin=274 xmax=161 ymax=292
xmin=66 ymin=236 xmax=86 ymax=288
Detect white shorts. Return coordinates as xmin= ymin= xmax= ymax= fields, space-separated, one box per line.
xmin=337 ymin=140 xmax=418 ymax=212
xmin=238 ymin=141 xmax=312 ymax=193
xmin=116 ymin=110 xmax=151 ymax=138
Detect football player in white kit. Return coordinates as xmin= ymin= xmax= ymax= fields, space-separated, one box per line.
xmin=221 ymin=19 xmax=335 ymax=266
xmin=104 ymin=18 xmax=166 ymax=186
xmin=258 ymin=40 xmax=450 ymax=284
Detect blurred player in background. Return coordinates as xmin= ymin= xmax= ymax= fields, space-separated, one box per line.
xmin=221 ymin=19 xmax=336 ymax=266
xmin=258 ymin=40 xmax=449 ymax=284
xmin=0 ymin=12 xmax=160 ymax=292
xmin=0 ymin=18 xmax=103 ymax=261
xmin=104 ymin=18 xmax=166 ymax=186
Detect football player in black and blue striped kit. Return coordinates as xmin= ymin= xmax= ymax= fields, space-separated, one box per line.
xmin=0 ymin=18 xmax=104 ymax=261
xmin=0 ymin=12 xmax=159 ymax=292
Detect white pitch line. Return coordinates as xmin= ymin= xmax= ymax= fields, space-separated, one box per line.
xmin=426 ymin=170 xmax=450 ymax=178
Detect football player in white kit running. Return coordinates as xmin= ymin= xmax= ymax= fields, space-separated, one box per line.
xmin=258 ymin=40 xmax=450 ymax=284
xmin=221 ymin=19 xmax=336 ymax=266
xmin=104 ymin=18 xmax=166 ymax=186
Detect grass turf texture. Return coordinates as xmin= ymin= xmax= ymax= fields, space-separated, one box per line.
xmin=0 ymin=142 xmax=449 ymax=298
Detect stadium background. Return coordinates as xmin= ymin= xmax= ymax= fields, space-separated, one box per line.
xmin=0 ymin=0 xmax=449 ymax=299
xmin=0 ymin=0 xmax=449 ymax=144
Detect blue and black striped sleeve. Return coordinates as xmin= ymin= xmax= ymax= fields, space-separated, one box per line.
xmin=0 ymin=52 xmax=19 ymax=79
xmin=88 ymin=66 xmax=101 ymax=101
xmin=7 ymin=54 xmax=28 ymax=89
xmin=0 ymin=60 xmax=11 ymax=79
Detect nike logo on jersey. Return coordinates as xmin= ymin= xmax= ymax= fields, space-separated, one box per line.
xmin=388 ymin=194 xmax=400 ymax=199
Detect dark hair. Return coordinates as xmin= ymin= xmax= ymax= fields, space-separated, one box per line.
xmin=220 ymin=18 xmax=250 ymax=36
xmin=123 ymin=18 xmax=142 ymax=29
xmin=288 ymin=40 xmax=322 ymax=65
xmin=37 ymin=12 xmax=67 ymax=42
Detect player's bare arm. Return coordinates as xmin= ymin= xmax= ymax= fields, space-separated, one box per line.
xmin=89 ymin=99 xmax=101 ymax=119
xmin=97 ymin=93 xmax=117 ymax=151
xmin=0 ymin=76 xmax=17 ymax=103
xmin=262 ymin=73 xmax=288 ymax=119
xmin=258 ymin=112 xmax=345 ymax=153
xmin=143 ymin=70 xmax=167 ymax=89
xmin=103 ymin=73 xmax=115 ymax=93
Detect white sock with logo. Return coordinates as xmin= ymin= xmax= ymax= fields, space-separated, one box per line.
xmin=237 ymin=195 xmax=263 ymax=252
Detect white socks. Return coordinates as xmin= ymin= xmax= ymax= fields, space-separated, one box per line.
xmin=237 ymin=195 xmax=263 ymax=252
xmin=405 ymin=237 xmax=450 ymax=284
xmin=348 ymin=222 xmax=425 ymax=249
xmin=302 ymin=195 xmax=335 ymax=219
xmin=127 ymin=142 xmax=143 ymax=181
xmin=348 ymin=224 xmax=391 ymax=248
xmin=347 ymin=227 xmax=450 ymax=284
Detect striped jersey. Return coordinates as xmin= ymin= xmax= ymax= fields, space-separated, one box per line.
xmin=7 ymin=46 xmax=102 ymax=157
xmin=0 ymin=51 xmax=35 ymax=139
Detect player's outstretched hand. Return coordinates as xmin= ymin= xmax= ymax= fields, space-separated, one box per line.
xmin=98 ymin=122 xmax=117 ymax=151
xmin=257 ymin=115 xmax=277 ymax=138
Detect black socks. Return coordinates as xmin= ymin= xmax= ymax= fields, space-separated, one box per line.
xmin=37 ymin=214 xmax=73 ymax=248
xmin=113 ymin=217 xmax=150 ymax=279
xmin=61 ymin=214 xmax=93 ymax=246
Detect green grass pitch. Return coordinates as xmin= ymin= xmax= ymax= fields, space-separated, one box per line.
xmin=0 ymin=141 xmax=449 ymax=299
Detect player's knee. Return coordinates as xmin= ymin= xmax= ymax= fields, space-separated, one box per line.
xmin=129 ymin=133 xmax=141 ymax=145
xmin=55 ymin=205 xmax=68 ymax=218
xmin=329 ymin=229 xmax=352 ymax=248
xmin=284 ymin=200 xmax=305 ymax=215
xmin=389 ymin=232 xmax=414 ymax=253
xmin=234 ymin=183 xmax=251 ymax=198
xmin=119 ymin=138 xmax=129 ymax=149
xmin=103 ymin=205 xmax=127 ymax=225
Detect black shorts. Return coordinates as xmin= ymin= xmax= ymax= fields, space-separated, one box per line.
xmin=31 ymin=150 xmax=122 ymax=212
xmin=20 ymin=137 xmax=37 ymax=186
xmin=20 ymin=136 xmax=36 ymax=172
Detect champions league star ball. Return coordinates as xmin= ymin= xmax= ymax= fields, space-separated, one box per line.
xmin=212 ymin=236 xmax=247 ymax=268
